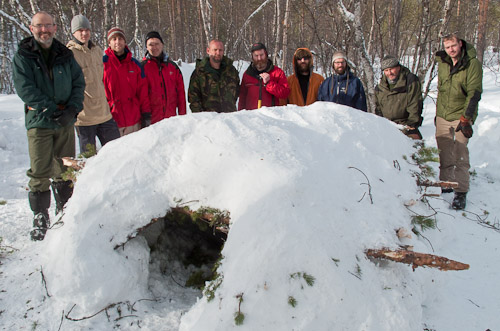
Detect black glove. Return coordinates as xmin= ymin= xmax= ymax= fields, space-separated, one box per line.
xmin=455 ymin=115 xmax=473 ymax=138
xmin=52 ymin=105 xmax=78 ymax=127
xmin=141 ymin=112 xmax=152 ymax=128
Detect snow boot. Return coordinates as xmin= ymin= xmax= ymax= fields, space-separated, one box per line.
xmin=452 ymin=192 xmax=467 ymax=210
xmin=51 ymin=180 xmax=73 ymax=215
xmin=28 ymin=190 xmax=51 ymax=241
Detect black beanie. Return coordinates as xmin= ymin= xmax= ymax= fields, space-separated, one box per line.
xmin=250 ymin=42 xmax=267 ymax=53
xmin=145 ymin=31 xmax=163 ymax=45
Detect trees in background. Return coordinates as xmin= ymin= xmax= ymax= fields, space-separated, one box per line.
xmin=1 ymin=0 xmax=500 ymax=110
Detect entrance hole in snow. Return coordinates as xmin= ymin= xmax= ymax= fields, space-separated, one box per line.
xmin=139 ymin=207 xmax=228 ymax=289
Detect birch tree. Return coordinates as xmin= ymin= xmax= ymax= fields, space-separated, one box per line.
xmin=337 ymin=0 xmax=376 ymax=113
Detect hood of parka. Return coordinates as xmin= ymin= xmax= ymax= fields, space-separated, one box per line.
xmin=292 ymin=48 xmax=314 ymax=76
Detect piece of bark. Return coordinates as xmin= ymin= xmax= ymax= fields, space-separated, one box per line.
xmin=365 ymin=248 xmax=469 ymax=271
xmin=416 ymin=179 xmax=459 ymax=189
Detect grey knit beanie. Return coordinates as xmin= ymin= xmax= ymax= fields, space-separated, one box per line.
xmin=381 ymin=55 xmax=399 ymax=70
xmin=71 ymin=15 xmax=91 ymax=34
xmin=332 ymin=51 xmax=347 ymax=64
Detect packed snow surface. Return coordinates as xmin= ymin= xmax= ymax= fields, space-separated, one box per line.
xmin=1 ymin=64 xmax=500 ymax=331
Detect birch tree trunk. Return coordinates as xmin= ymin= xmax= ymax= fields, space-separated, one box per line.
xmin=199 ymin=0 xmax=212 ymax=46
xmin=273 ymin=0 xmax=281 ymax=65
xmin=281 ymin=0 xmax=290 ymax=70
xmin=476 ymin=0 xmax=489 ymax=63
xmin=422 ymin=0 xmax=452 ymax=100
xmin=338 ymin=0 xmax=376 ymax=113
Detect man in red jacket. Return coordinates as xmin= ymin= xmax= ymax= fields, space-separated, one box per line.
xmin=238 ymin=43 xmax=290 ymax=110
xmin=103 ymin=27 xmax=151 ymax=135
xmin=142 ymin=31 xmax=186 ymax=124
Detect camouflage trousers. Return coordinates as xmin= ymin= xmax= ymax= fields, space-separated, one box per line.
xmin=27 ymin=125 xmax=75 ymax=192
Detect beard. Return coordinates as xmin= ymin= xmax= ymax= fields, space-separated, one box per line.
xmin=298 ymin=62 xmax=310 ymax=75
xmin=334 ymin=67 xmax=346 ymax=75
xmin=254 ymin=59 xmax=268 ymax=71
xmin=34 ymin=32 xmax=54 ymax=47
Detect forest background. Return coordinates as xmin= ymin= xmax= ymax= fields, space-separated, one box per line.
xmin=0 ymin=0 xmax=498 ymax=112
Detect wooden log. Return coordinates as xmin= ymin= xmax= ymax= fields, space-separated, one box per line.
xmin=416 ymin=179 xmax=459 ymax=189
xmin=365 ymin=248 xmax=469 ymax=271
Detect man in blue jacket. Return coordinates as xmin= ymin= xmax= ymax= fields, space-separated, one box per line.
xmin=12 ymin=11 xmax=85 ymax=241
xmin=318 ymin=51 xmax=367 ymax=111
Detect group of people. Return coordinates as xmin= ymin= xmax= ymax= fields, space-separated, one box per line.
xmin=12 ymin=11 xmax=482 ymax=241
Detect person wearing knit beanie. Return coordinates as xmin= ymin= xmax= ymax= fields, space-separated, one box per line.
xmin=145 ymin=31 xmax=163 ymax=46
xmin=71 ymin=15 xmax=90 ymax=34
xmin=67 ymin=15 xmax=120 ymax=154
xmin=107 ymin=27 xmax=126 ymax=43
xmin=317 ymin=49 xmax=367 ymax=111
xmin=103 ymin=26 xmax=151 ymax=136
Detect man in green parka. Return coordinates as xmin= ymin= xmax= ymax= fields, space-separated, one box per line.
xmin=188 ymin=40 xmax=240 ymax=113
xmin=375 ymin=55 xmax=423 ymax=139
xmin=12 ymin=11 xmax=85 ymax=240
xmin=435 ymin=33 xmax=482 ymax=210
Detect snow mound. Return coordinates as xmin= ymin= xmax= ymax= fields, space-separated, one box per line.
xmin=42 ymin=102 xmax=424 ymax=329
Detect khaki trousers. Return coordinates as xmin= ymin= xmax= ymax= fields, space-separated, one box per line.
xmin=27 ymin=125 xmax=76 ymax=192
xmin=435 ymin=116 xmax=470 ymax=193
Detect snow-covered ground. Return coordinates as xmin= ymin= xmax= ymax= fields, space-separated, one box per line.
xmin=1 ymin=64 xmax=499 ymax=330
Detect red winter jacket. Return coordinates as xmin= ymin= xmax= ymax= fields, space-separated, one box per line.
xmin=142 ymin=52 xmax=186 ymax=124
xmin=103 ymin=47 xmax=150 ymax=128
xmin=238 ymin=60 xmax=290 ymax=110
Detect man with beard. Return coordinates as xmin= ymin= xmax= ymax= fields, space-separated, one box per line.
xmin=285 ymin=48 xmax=324 ymax=106
xmin=317 ymin=51 xmax=367 ymax=111
xmin=67 ymin=14 xmax=120 ymax=153
xmin=375 ymin=55 xmax=423 ymax=140
xmin=434 ymin=33 xmax=482 ymax=210
xmin=188 ymin=39 xmax=240 ymax=113
xmin=142 ymin=31 xmax=186 ymax=123
xmin=103 ymin=27 xmax=151 ymax=135
xmin=12 ymin=11 xmax=85 ymax=240
xmin=238 ymin=43 xmax=290 ymax=110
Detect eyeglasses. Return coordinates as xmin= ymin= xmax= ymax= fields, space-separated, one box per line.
xmin=33 ymin=23 xmax=54 ymax=29
xmin=333 ymin=60 xmax=346 ymax=65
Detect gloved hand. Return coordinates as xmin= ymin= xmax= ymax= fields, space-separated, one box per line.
xmin=52 ymin=105 xmax=78 ymax=127
xmin=455 ymin=115 xmax=473 ymax=138
xmin=141 ymin=112 xmax=152 ymax=128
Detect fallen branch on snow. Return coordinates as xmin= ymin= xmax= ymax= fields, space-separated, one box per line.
xmin=416 ymin=179 xmax=458 ymax=189
xmin=365 ymin=248 xmax=469 ymax=271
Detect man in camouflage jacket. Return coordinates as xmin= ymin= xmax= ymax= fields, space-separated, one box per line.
xmin=188 ymin=40 xmax=240 ymax=113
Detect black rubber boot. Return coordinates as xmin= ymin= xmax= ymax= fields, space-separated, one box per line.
xmin=28 ymin=190 xmax=51 ymax=241
xmin=51 ymin=180 xmax=73 ymax=215
xmin=452 ymin=192 xmax=467 ymax=210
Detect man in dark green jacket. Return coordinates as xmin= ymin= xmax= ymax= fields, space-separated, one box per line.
xmin=188 ymin=40 xmax=240 ymax=113
xmin=12 ymin=11 xmax=85 ymax=240
xmin=375 ymin=55 xmax=423 ymax=139
xmin=435 ymin=34 xmax=482 ymax=210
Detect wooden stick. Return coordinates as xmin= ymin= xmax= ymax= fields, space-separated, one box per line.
xmin=416 ymin=179 xmax=459 ymax=189
xmin=365 ymin=248 xmax=469 ymax=271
